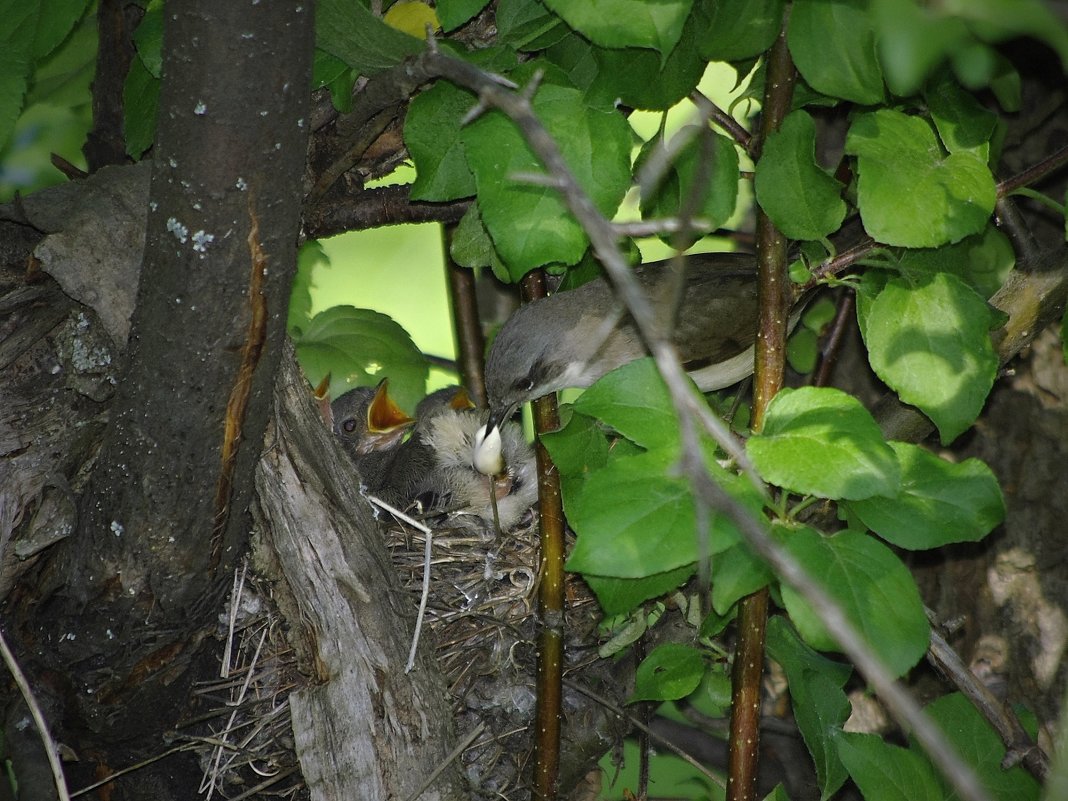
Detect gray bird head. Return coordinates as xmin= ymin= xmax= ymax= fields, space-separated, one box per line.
xmin=484 ymin=284 xmax=638 ymax=430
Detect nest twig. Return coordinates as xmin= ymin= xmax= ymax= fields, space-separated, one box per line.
xmin=193 ymin=561 xmax=305 ymax=801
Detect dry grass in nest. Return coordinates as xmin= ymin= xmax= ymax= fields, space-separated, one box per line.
xmin=194 ymin=562 xmax=305 ymax=801
xmin=380 ymin=508 xmax=606 ymax=797
xmin=381 ymin=509 xmax=602 ymax=701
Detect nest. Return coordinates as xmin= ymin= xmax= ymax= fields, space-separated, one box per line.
xmin=380 ymin=508 xmax=604 ymax=796
xmin=194 ymin=507 xmax=604 ymax=800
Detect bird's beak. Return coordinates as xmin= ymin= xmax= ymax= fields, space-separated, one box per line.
xmin=358 ymin=378 xmax=414 ymax=455
xmin=484 ymin=404 xmax=513 ymax=440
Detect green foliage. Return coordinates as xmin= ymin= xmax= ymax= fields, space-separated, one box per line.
xmin=632 ymin=642 xmax=706 ymax=702
xmin=460 ymin=62 xmax=631 ymax=278
xmin=7 ymin=0 xmax=1063 ymax=797
xmin=292 ymin=306 xmax=429 ymax=413
xmin=543 ymin=0 xmax=693 ymax=54
xmin=922 ymin=693 xmax=1042 ymax=801
xmin=788 ymin=0 xmax=885 ymax=105
xmin=845 ymin=109 xmax=997 ymax=247
xmin=316 ymin=0 xmax=423 ymax=74
xmin=846 ymin=441 xmax=1005 ymax=549
xmin=834 ymin=693 xmax=1042 ymax=801
xmin=754 ymin=110 xmax=846 ymax=241
xmin=638 ymin=126 xmax=739 ymax=242
xmin=767 ymin=617 xmax=851 ymax=799
xmin=857 ymin=268 xmax=999 ymax=443
xmin=747 ymin=387 xmax=900 ymax=501
xmin=776 ymin=526 xmax=930 ymax=677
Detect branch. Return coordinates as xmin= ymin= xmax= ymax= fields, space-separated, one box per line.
xmin=303 ymin=185 xmax=470 ymax=239
xmin=729 ymin=15 xmax=796 ymax=801
xmin=521 ymin=270 xmax=567 ymax=800
xmin=442 ymin=224 xmax=488 ymax=405
xmin=420 ymin=44 xmax=994 ymax=801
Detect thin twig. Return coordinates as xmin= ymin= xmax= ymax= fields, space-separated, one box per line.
xmin=690 ymin=90 xmax=753 ymax=155
xmin=926 ymin=612 xmax=1049 ymax=781
xmin=562 ymin=678 xmax=726 ymax=789
xmin=0 ymin=629 xmax=70 ymax=801
xmin=997 ymin=141 xmax=1068 ymax=197
xmin=366 ymin=495 xmax=434 ymax=673
xmin=70 ymin=744 xmax=201 ymax=798
xmin=404 ymin=723 xmax=487 ymax=801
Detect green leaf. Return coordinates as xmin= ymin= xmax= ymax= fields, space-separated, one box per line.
xmin=690 ymin=662 xmax=733 ymax=718
xmin=132 ymin=0 xmax=163 ymax=78
xmin=746 ymin=386 xmax=900 ymax=501
xmin=639 ymin=127 xmax=740 ymax=241
xmin=22 ymin=9 xmax=95 ymax=109
xmin=700 ymin=0 xmax=784 ymax=62
xmin=294 ymin=306 xmax=429 ymax=412
xmin=588 ymin=35 xmax=707 ymax=111
xmin=858 ymin=270 xmax=998 ymax=444
xmin=571 ymin=357 xmax=678 ymax=450
xmin=437 ymin=0 xmax=491 ymax=32
xmin=835 ymin=731 xmax=945 ymax=801
xmin=565 ymin=451 xmax=697 ymax=577
xmin=922 ymin=693 xmax=1042 ymax=801
xmin=496 ymin=0 xmax=569 ymax=51
xmin=788 ymin=0 xmax=884 ymax=105
xmin=542 ymin=0 xmax=693 ymax=54
xmin=845 ymin=109 xmax=996 ymax=247
xmin=894 ymin=224 xmax=1014 ymax=300
xmin=925 ymin=69 xmax=997 ymax=157
xmin=449 ymin=204 xmax=507 ymax=279
xmin=767 ymin=616 xmax=851 ymax=800
xmin=754 ymin=110 xmax=846 ymax=241
xmin=847 ymin=441 xmax=1004 ymax=550
xmin=461 ymin=63 xmax=631 ymax=277
xmin=586 ymin=565 xmax=696 ymax=616
xmin=540 ymin=408 xmax=612 ymax=502
xmin=288 ymin=241 xmax=329 ymax=338
xmin=871 ymin=0 xmax=969 ymax=96
xmin=762 ymin=786 xmax=792 ymax=801
xmin=0 ymin=1 xmax=35 ymax=154
xmin=786 ymin=327 xmax=819 ymax=376
xmin=123 ymin=56 xmax=160 ymax=159
xmin=31 ymin=0 xmax=91 ymax=61
xmin=405 ymin=81 xmax=477 ymax=201
xmin=710 ymin=542 xmax=773 ymax=615
xmin=316 ymin=0 xmax=423 ymax=74
xmin=777 ymin=527 xmax=930 ymax=677
xmin=632 ymin=643 xmax=705 ymax=702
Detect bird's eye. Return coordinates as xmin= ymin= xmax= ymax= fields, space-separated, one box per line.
xmin=513 ymin=369 xmax=537 ymax=393
xmin=342 ymin=418 xmax=358 ymax=434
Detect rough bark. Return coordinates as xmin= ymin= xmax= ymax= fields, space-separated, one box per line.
xmin=251 ymin=345 xmax=466 ymax=800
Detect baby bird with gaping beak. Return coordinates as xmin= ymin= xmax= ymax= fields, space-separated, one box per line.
xmin=331 ymin=381 xmax=537 ymax=530
xmin=330 ymin=378 xmax=416 ymax=492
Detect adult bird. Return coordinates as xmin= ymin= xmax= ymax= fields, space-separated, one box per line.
xmin=483 ymin=251 xmax=776 ymax=433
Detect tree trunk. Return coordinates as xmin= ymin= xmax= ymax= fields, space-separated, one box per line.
xmin=4 ymin=0 xmax=316 ymax=796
